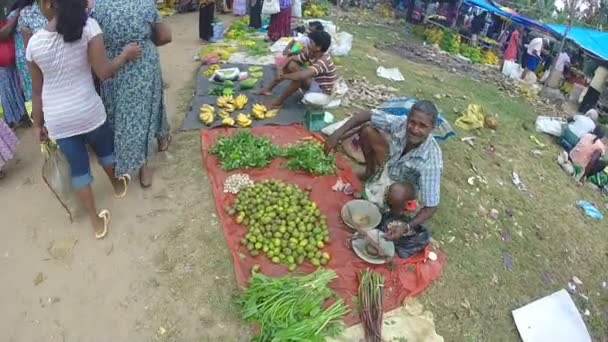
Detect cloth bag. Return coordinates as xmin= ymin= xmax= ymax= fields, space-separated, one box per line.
xmin=41 ymin=142 xmax=76 ymax=222
xmin=262 ymin=0 xmax=280 ymax=15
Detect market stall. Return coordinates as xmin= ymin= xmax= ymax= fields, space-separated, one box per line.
xmin=200 ymin=125 xmax=445 ymax=330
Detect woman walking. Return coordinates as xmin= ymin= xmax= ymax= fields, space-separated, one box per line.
xmin=199 ymin=0 xmax=215 ymax=41
xmin=16 ymin=0 xmax=47 ymax=101
xmin=93 ymin=1 xmax=172 ymax=188
xmin=28 ymin=0 xmax=140 ymax=238
xmin=267 ymin=0 xmax=291 ymax=41
xmin=0 ymin=9 xmax=28 ymax=129
xmin=249 ymin=0 xmax=262 ymax=29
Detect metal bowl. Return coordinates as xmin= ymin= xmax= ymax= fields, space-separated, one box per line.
xmin=341 ymin=200 xmax=382 ymax=231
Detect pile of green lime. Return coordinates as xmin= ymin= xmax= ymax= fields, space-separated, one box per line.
xmin=230 ymin=179 xmax=331 ymax=270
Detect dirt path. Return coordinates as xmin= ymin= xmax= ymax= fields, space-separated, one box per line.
xmin=0 ymin=12 xmax=247 ymax=342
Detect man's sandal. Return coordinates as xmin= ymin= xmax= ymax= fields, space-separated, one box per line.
xmin=114 ymin=174 xmax=131 ymax=198
xmin=96 ymin=210 xmax=110 ymax=240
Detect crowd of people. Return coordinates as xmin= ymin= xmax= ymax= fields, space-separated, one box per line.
xmin=0 ymin=0 xmax=172 ymax=238
xmin=198 ymin=0 xmax=298 ymax=43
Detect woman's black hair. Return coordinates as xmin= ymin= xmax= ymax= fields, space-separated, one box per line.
xmin=308 ymin=30 xmax=331 ymax=52
xmin=54 ymin=0 xmax=87 ymax=43
xmin=593 ymin=126 xmax=606 ymax=142
xmin=10 ymin=0 xmax=34 ymax=12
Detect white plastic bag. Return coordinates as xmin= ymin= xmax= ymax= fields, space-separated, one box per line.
xmin=262 ymin=0 xmax=280 ymax=15
xmin=502 ymin=60 xmax=523 ymax=79
xmin=331 ymin=32 xmax=353 ymax=56
xmin=535 ymin=116 xmax=566 ymax=137
xmin=292 ymin=0 xmax=302 ymax=17
xmin=41 ymin=142 xmax=76 ymax=222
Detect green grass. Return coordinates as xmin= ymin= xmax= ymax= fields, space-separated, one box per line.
xmin=333 ymin=17 xmax=608 ymax=340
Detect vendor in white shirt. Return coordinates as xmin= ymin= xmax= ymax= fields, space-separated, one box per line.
xmin=546 ymin=51 xmax=570 ymax=89
xmin=561 ymin=109 xmax=599 ymax=150
xmin=521 ymin=37 xmax=547 ymax=81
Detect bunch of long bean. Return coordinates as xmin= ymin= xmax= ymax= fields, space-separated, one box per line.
xmin=239 ymin=269 xmax=348 ymax=341
xmin=358 ymin=270 xmax=384 ymax=342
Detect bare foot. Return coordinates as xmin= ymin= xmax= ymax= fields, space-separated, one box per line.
xmin=254 ymin=89 xmax=273 ymax=96
xmin=139 ymin=165 xmax=153 ymax=188
xmin=158 ymin=134 xmax=172 ymax=152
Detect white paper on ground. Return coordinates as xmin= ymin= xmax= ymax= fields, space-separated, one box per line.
xmin=512 ymin=289 xmax=591 ymax=342
xmin=377 ymin=66 xmax=405 ymax=82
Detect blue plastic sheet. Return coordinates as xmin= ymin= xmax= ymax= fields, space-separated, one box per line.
xmin=546 ymin=24 xmax=608 ymax=61
xmin=576 ymin=200 xmax=604 ymax=220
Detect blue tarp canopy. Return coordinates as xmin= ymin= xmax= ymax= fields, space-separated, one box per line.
xmin=546 ymin=24 xmax=608 ymax=61
xmin=463 ymin=0 xmax=551 ymax=32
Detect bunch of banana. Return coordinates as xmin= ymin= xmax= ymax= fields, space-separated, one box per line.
xmin=218 ymin=109 xmax=231 ymax=119
xmin=264 ymin=109 xmax=279 ymax=119
xmin=221 ymin=117 xmax=235 ymax=126
xmin=235 ymin=113 xmax=252 ymax=127
xmin=234 ymin=94 xmax=249 ymax=110
xmin=199 ymin=104 xmax=215 ymax=125
xmin=217 ymin=95 xmax=234 ymax=108
xmin=252 ymin=103 xmax=267 ymax=120
xmin=223 ymin=104 xmax=236 ymax=113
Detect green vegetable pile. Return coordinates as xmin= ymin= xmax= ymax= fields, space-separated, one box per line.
xmin=440 ymin=29 xmax=460 ymax=55
xmin=232 ymin=179 xmax=331 ymax=269
xmin=210 ymin=131 xmax=280 ymax=170
xmin=239 ymin=268 xmax=348 ymax=342
xmin=211 ymin=131 xmax=337 ymax=175
xmin=209 ymin=82 xmax=235 ymax=96
xmin=282 ymin=141 xmax=336 ymax=175
xmin=459 ymin=44 xmax=482 ymax=63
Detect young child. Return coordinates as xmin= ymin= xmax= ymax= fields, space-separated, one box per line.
xmin=28 ymin=0 xmax=141 ymax=239
xmin=379 ymin=183 xmax=430 ymax=258
xmin=282 ymin=21 xmax=324 ymax=56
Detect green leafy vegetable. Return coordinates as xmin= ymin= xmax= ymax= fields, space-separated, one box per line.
xmin=239 ymin=269 xmax=348 ymax=342
xmin=209 ymin=130 xmax=280 ymax=170
xmin=281 ymin=141 xmax=336 ymax=175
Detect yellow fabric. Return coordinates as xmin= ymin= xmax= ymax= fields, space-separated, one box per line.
xmin=455 ymin=104 xmax=486 ymax=130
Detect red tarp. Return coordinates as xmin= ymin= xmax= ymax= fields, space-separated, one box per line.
xmin=200 ymin=125 xmax=446 ymax=325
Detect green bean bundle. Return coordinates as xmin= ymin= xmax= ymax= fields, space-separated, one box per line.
xmin=239 ymin=269 xmax=348 ymax=341
xmin=358 ymin=270 xmax=384 ymax=342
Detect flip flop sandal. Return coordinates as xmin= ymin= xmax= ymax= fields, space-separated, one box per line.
xmin=114 ymin=174 xmax=131 ymax=198
xmin=158 ymin=135 xmax=172 ymax=152
xmin=96 ymin=210 xmax=110 ymax=240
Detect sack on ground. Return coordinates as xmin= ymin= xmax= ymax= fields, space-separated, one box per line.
xmin=535 ymin=116 xmax=566 ymax=137
xmin=41 ymin=142 xmax=77 ymax=221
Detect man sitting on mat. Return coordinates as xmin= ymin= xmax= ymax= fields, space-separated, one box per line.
xmin=325 ymin=100 xmax=443 ymax=240
xmin=256 ymin=30 xmax=337 ymax=109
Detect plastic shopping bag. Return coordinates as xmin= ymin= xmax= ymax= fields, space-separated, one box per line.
xmin=535 ymin=116 xmax=566 ymax=137
xmin=262 ymin=0 xmax=280 ymax=15
xmin=41 ymin=141 xmax=76 ymax=222
xmin=291 ymin=0 xmax=302 ymax=17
